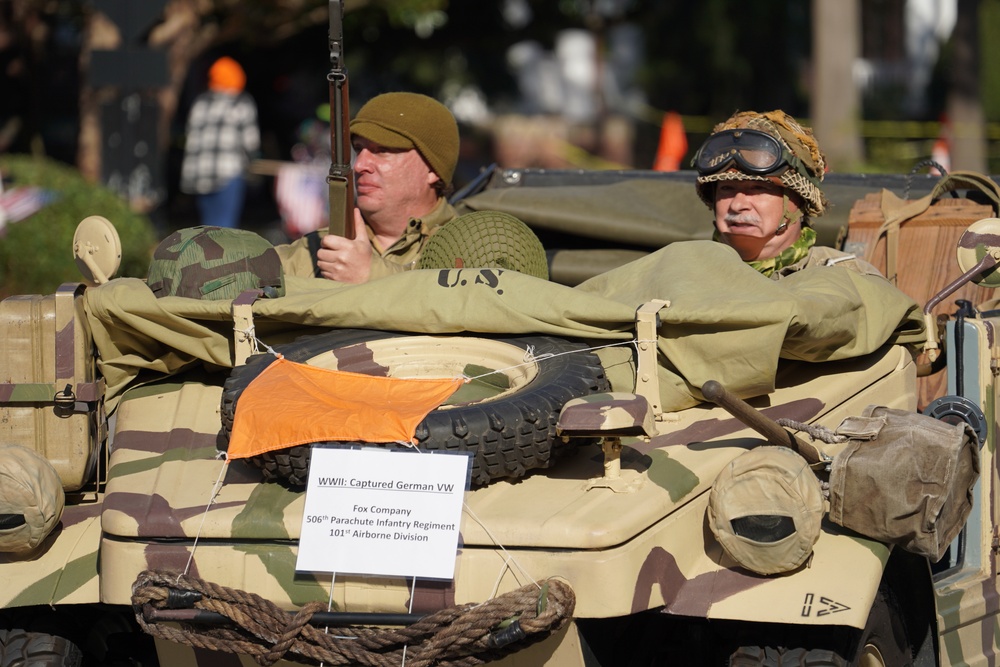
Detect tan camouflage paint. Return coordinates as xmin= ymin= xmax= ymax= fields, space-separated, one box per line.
xmin=3 ymin=285 xmax=979 ymax=665
xmin=90 ymin=341 xmax=915 ymax=639
xmin=0 ymin=283 xmax=103 ymax=490
xmin=556 ymin=392 xmax=656 ymax=436
xmin=0 ymin=500 xmax=102 ymax=607
xmin=933 ymin=315 xmax=1000 ymax=667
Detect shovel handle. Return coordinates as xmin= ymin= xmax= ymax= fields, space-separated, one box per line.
xmin=702 ymin=380 xmax=820 ymax=464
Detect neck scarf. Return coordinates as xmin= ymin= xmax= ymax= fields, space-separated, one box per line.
xmin=747 ymin=226 xmax=816 ymax=276
xmin=713 ymin=225 xmax=816 ymax=277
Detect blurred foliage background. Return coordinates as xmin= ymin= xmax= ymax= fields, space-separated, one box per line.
xmin=0 ymin=155 xmax=156 ymax=297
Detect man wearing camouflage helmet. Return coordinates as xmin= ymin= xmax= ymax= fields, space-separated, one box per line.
xmin=693 ymin=109 xmax=879 ymax=278
xmin=275 ymin=92 xmax=460 ymax=283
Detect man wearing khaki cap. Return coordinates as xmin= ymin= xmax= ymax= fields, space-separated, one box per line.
xmin=276 ymin=91 xmax=460 ymax=283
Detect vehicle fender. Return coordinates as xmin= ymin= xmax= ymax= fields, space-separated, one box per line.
xmin=0 ymin=499 xmax=103 ymax=607
xmin=650 ymin=510 xmax=890 ymax=630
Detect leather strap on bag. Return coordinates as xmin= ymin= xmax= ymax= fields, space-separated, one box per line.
xmin=868 ymin=171 xmax=1000 ymax=285
xmin=232 ymin=289 xmax=263 ymax=366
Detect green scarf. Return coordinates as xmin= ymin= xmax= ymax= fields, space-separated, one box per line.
xmin=713 ymin=226 xmax=817 ymax=277
xmin=748 ymin=226 xmax=816 ymax=276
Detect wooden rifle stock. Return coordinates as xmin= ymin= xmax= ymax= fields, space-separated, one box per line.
xmin=327 ymin=0 xmax=355 ymax=239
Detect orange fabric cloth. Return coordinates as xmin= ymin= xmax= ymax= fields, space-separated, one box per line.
xmin=227 ymin=357 xmax=464 ymax=459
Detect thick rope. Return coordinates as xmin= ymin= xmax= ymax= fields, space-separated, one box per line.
xmin=132 ymin=570 xmax=575 ymax=666
xmin=776 ymin=418 xmax=846 ymax=444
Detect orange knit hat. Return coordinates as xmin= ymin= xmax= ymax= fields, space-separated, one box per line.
xmin=209 ymin=57 xmax=246 ymax=93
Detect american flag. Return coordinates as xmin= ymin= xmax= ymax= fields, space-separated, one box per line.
xmin=0 ymin=184 xmax=59 ymax=235
xmin=274 ymin=162 xmax=328 ymax=239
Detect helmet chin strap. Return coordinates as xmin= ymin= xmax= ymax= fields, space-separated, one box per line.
xmin=775 ymin=193 xmax=804 ymax=235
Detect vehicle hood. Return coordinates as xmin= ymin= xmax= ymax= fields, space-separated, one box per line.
xmin=101 ymin=344 xmax=911 ymax=551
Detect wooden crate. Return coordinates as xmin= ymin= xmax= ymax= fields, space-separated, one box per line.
xmin=845 ymin=193 xmax=996 ymax=408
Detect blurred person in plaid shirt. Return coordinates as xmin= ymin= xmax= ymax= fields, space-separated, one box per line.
xmin=180 ymin=56 xmax=260 ymax=229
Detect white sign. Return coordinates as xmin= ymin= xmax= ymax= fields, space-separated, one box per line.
xmin=296 ymin=447 xmax=471 ymax=579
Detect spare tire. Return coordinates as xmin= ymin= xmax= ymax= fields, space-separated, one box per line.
xmin=220 ymin=329 xmax=610 ymax=486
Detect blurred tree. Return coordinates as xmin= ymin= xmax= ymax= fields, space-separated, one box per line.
xmin=1 ymin=0 xmax=994 ymax=182
xmin=812 ymin=0 xmax=863 ymax=171
xmin=945 ymin=0 xmax=987 ymax=171
xmin=65 ymin=0 xmax=460 ymax=183
xmin=634 ymin=0 xmax=809 ymax=167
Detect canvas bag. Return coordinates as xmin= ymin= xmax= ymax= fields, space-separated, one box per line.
xmin=828 ymin=405 xmax=979 ymax=561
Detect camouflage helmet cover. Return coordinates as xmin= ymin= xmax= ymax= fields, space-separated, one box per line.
xmin=0 ymin=444 xmax=65 ymax=553
xmin=147 ymin=226 xmax=285 ymax=300
xmin=417 ymin=210 xmax=549 ymax=280
xmin=695 ymin=110 xmax=829 ymax=217
xmin=707 ymin=446 xmax=825 ymax=575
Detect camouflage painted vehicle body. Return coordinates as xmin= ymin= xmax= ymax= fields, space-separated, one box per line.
xmin=1 ymin=168 xmax=999 ymax=666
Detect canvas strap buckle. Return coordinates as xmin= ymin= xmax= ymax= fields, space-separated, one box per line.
xmin=232 ymin=289 xmax=263 ymax=366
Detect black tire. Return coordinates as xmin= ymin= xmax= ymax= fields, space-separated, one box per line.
xmin=220 ymin=329 xmax=609 ymax=486
xmin=0 ymin=629 xmax=82 ymax=667
xmin=728 ymin=585 xmax=912 ymax=667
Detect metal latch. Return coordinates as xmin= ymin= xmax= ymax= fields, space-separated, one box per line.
xmin=634 ymin=299 xmax=669 ymax=420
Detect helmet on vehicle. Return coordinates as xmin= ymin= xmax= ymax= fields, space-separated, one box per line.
xmin=147 ymin=226 xmax=285 ymax=300
xmin=708 ymin=446 xmax=825 ymax=575
xmin=0 ymin=444 xmax=65 ymax=554
xmin=417 ymin=210 xmax=549 ymax=280
xmin=693 ymin=110 xmax=828 ymax=218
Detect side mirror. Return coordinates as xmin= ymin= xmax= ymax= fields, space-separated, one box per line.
xmin=956 ymin=217 xmax=1000 ymax=287
xmin=73 ymin=215 xmax=121 ymax=285
xmin=924 ymin=218 xmax=1000 ymax=363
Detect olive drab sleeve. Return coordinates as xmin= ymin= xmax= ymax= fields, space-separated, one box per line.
xmin=273 ymin=198 xmax=457 ymax=281
xmin=273 ymin=234 xmax=319 ymax=278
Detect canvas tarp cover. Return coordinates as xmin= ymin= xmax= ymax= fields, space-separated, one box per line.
xmin=83 ymin=240 xmax=925 ymax=413
xmin=456 ymin=179 xmax=714 ymax=248
xmin=457 ymin=178 xmax=846 ymax=249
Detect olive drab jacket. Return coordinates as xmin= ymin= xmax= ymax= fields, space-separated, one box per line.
xmin=274 ymin=198 xmax=458 ymax=281
xmin=775 ymin=246 xmax=884 ymax=280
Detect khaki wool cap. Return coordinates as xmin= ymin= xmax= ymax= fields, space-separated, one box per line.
xmin=350 ymin=92 xmax=460 ymax=187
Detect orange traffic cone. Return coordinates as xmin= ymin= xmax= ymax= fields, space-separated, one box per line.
xmin=653 ymin=111 xmax=687 ymax=171
xmin=930 ymin=113 xmax=951 ymax=175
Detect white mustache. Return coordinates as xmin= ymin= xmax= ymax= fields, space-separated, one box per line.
xmin=724 ymin=213 xmax=761 ymax=226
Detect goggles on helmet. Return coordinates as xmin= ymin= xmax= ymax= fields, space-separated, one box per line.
xmin=694 ymin=129 xmax=804 ymax=178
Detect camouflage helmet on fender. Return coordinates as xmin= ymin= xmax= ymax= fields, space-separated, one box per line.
xmin=0 ymin=444 xmax=65 ymax=554
xmin=693 ymin=110 xmax=829 ymax=218
xmin=147 ymin=226 xmax=285 ymax=300
xmin=708 ymin=445 xmax=825 ymax=575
